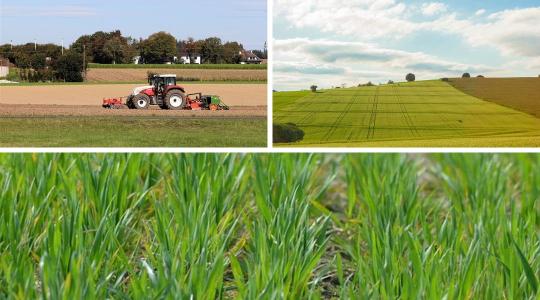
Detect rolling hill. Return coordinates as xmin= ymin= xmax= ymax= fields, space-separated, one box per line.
xmin=273 ymin=80 xmax=540 ymax=147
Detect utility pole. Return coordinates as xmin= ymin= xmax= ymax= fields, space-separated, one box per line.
xmin=34 ymin=39 xmax=37 ymax=51
xmin=61 ymin=39 xmax=64 ymax=55
xmin=10 ymin=40 xmax=13 ymax=50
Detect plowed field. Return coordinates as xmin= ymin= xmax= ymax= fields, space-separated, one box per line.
xmin=0 ymin=83 xmax=267 ymax=107
xmin=449 ymin=77 xmax=540 ymax=117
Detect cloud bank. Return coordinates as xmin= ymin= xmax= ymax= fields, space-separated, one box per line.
xmin=273 ymin=0 xmax=540 ymax=90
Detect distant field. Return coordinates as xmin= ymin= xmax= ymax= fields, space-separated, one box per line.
xmin=449 ymin=77 xmax=540 ymax=117
xmin=273 ymin=80 xmax=540 ymax=147
xmin=86 ymin=68 xmax=267 ymax=82
xmin=88 ymin=63 xmax=266 ymax=69
xmin=0 ymin=116 xmax=267 ymax=147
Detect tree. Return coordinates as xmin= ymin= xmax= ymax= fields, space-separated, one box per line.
xmin=201 ymin=37 xmax=224 ymax=64
xmin=252 ymin=42 xmax=267 ymax=59
xmin=387 ymin=80 xmax=394 ymax=84
xmin=72 ymin=30 xmax=134 ymax=64
xmin=14 ymin=52 xmax=32 ymax=68
xmin=140 ymin=32 xmax=177 ymax=63
xmin=104 ymin=37 xmax=126 ymax=64
xmin=462 ymin=73 xmax=471 ymax=78
xmin=252 ymin=49 xmax=267 ymax=59
xmin=477 ymin=75 xmax=484 ymax=78
xmin=53 ymin=52 xmax=85 ymax=82
xmin=30 ymin=53 xmax=46 ymax=69
xmin=223 ymin=41 xmax=243 ymax=63
xmin=406 ymin=73 xmax=415 ymax=82
xmin=310 ymin=85 xmax=317 ymax=92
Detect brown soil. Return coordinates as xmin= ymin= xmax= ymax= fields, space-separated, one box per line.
xmin=0 ymin=104 xmax=266 ymax=118
xmin=0 ymin=83 xmax=267 ymax=106
xmin=86 ymin=69 xmax=267 ymax=82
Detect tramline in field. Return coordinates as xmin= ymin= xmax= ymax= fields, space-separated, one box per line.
xmin=102 ymin=74 xmax=229 ymax=110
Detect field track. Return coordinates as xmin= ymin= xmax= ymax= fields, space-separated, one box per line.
xmin=274 ymin=80 xmax=540 ymax=147
xmin=0 ymin=83 xmax=266 ymax=107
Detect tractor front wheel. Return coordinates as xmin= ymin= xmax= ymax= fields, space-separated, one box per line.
xmin=132 ymin=94 xmax=150 ymax=109
xmin=163 ymin=90 xmax=186 ymax=110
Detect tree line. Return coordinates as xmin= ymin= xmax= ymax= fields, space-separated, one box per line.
xmin=0 ymin=30 xmax=266 ymax=82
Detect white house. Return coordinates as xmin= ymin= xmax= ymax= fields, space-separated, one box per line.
xmin=180 ymin=54 xmax=201 ymax=64
xmin=132 ymin=56 xmax=141 ymax=64
xmin=239 ymin=50 xmax=262 ymax=64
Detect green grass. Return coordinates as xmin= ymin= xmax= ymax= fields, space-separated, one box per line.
xmin=88 ymin=63 xmax=267 ymax=70
xmin=0 ymin=154 xmax=539 ymax=299
xmin=0 ymin=117 xmax=267 ymax=147
xmin=0 ymin=80 xmax=266 ymax=86
xmin=273 ymin=80 xmax=540 ymax=147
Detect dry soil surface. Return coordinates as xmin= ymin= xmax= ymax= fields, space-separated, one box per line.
xmin=0 ymin=104 xmax=266 ymax=118
xmin=0 ymin=84 xmax=267 ymax=106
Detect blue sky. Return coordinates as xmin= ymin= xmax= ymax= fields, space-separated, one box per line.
xmin=0 ymin=0 xmax=267 ymax=49
xmin=274 ymin=0 xmax=540 ymax=90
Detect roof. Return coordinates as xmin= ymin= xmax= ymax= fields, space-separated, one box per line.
xmin=154 ymin=74 xmax=176 ymax=77
xmin=240 ymin=50 xmax=260 ymax=59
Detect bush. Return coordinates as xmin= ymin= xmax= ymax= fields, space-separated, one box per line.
xmin=273 ymin=123 xmax=305 ymax=143
xmin=406 ymin=73 xmax=415 ymax=82
xmin=53 ymin=52 xmax=85 ymax=82
xmin=5 ymin=68 xmax=20 ymax=81
xmin=477 ymin=75 xmax=484 ymax=78
xmin=310 ymin=85 xmax=317 ymax=92
xmin=462 ymin=73 xmax=471 ymax=78
xmin=441 ymin=78 xmax=449 ymax=82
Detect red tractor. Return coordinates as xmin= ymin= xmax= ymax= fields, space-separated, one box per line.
xmin=126 ymin=74 xmax=187 ymax=109
xmin=102 ymin=74 xmax=229 ymax=110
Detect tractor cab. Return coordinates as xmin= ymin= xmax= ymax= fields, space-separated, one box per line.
xmin=149 ymin=74 xmax=177 ymax=94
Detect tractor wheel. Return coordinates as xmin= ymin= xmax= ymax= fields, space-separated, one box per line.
xmin=132 ymin=94 xmax=150 ymax=109
xmin=163 ymin=90 xmax=186 ymax=110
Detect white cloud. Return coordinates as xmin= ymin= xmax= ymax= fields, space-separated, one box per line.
xmin=274 ymin=0 xmax=415 ymax=39
xmin=434 ymin=8 xmax=540 ymax=57
xmin=421 ymin=2 xmax=447 ymax=16
xmin=274 ymin=38 xmax=496 ymax=90
xmin=475 ymin=9 xmax=486 ymax=16
xmin=275 ymin=0 xmax=540 ymax=58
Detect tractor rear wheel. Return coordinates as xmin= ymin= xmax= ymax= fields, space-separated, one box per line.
xmin=163 ymin=90 xmax=186 ymax=110
xmin=132 ymin=94 xmax=150 ymax=109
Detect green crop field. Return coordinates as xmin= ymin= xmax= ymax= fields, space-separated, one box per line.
xmin=1 ymin=153 xmax=539 ymax=298
xmin=0 ymin=117 xmax=267 ymax=147
xmin=273 ymin=80 xmax=540 ymax=147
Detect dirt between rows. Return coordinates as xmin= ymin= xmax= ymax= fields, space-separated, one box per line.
xmin=0 ymin=84 xmax=267 ymax=107
xmin=0 ymin=104 xmax=266 ymax=118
